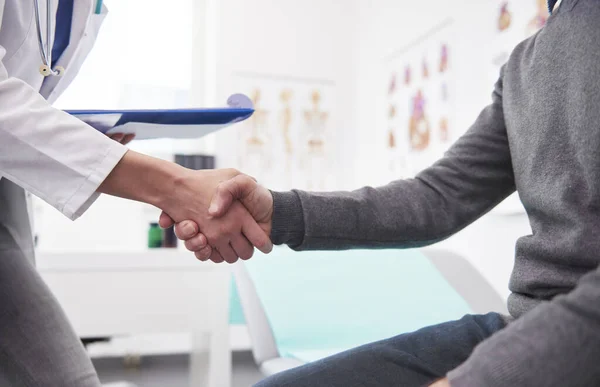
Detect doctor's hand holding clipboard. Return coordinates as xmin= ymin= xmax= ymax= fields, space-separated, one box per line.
xmin=0 ymin=0 xmax=270 ymax=385
xmin=107 ymin=132 xmax=136 ymax=144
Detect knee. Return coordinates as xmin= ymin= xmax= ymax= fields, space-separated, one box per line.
xmin=254 ymin=372 xmax=290 ymax=387
xmin=254 ymin=368 xmax=307 ymax=387
xmin=253 ymin=376 xmax=273 ymax=387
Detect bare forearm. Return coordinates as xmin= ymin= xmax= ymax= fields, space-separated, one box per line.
xmin=98 ymin=153 xmax=272 ymax=261
xmin=97 ymin=150 xmax=187 ymax=209
xmin=98 ymin=152 xmax=247 ymax=228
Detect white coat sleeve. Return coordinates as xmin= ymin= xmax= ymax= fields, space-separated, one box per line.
xmin=0 ymin=33 xmax=127 ymax=219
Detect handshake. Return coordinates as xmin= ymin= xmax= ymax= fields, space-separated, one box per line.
xmin=158 ymin=168 xmax=275 ymax=263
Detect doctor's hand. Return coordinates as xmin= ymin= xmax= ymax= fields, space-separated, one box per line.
xmin=165 ymin=174 xmax=274 ymax=262
xmin=108 ymin=132 xmax=136 ymax=145
xmin=97 ymin=152 xmax=271 ymax=263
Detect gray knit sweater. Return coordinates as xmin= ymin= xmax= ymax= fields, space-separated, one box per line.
xmin=269 ymin=0 xmax=600 ymax=385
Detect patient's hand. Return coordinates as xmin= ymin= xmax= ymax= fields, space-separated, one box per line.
xmin=165 ymin=174 xmax=274 ymax=263
xmin=158 ymin=170 xmax=273 ymax=263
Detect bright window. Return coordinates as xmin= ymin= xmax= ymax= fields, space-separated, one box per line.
xmin=54 ymin=0 xmax=194 ymax=111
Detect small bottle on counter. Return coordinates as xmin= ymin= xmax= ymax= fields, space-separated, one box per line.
xmin=162 ymin=225 xmax=178 ymax=248
xmin=148 ymin=222 xmax=163 ymax=249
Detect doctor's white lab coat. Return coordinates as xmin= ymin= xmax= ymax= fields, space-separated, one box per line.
xmin=0 ymin=0 xmax=126 ymax=220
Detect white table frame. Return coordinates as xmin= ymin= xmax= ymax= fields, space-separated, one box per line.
xmin=37 ymin=250 xmax=231 ymax=387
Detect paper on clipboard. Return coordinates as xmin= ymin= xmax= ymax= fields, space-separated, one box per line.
xmin=106 ymin=122 xmax=237 ymax=140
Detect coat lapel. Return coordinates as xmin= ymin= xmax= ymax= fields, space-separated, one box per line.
xmin=40 ymin=0 xmax=94 ymax=100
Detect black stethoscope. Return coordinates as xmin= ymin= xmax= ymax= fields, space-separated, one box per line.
xmin=34 ymin=0 xmax=65 ymax=77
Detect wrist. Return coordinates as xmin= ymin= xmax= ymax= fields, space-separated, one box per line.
xmin=151 ymin=162 xmax=195 ymax=212
xmin=99 ymin=150 xmax=189 ymax=210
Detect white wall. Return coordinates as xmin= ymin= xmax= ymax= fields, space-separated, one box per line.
xmin=353 ymin=0 xmax=531 ymax=300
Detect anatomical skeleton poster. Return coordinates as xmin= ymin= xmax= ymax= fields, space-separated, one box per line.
xmin=223 ymin=74 xmax=336 ymax=192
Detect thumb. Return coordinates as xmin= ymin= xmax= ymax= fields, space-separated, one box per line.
xmin=158 ymin=211 xmax=176 ymax=228
xmin=209 ymin=175 xmax=256 ymax=217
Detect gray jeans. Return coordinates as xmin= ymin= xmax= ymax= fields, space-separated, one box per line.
xmin=0 ymin=178 xmax=101 ymax=386
xmin=255 ymin=313 xmax=508 ymax=387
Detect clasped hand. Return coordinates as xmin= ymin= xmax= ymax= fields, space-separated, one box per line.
xmin=159 ymin=169 xmax=273 ymax=263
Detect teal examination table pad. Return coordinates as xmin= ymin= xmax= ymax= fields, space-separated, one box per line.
xmin=244 ymin=248 xmax=473 ymax=363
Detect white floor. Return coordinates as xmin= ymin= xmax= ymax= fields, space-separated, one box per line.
xmin=94 ymin=352 xmax=265 ymax=387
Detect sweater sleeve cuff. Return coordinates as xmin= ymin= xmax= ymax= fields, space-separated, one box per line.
xmin=270 ymin=190 xmax=305 ymax=248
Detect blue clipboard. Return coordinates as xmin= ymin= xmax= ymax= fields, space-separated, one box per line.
xmin=66 ymin=94 xmax=254 ymax=140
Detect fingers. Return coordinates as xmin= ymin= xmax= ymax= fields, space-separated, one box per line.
xmin=206 ymin=249 xmax=225 ymax=264
xmin=242 ymin=216 xmax=273 ymax=254
xmin=230 ymin=235 xmax=254 ymax=261
xmin=187 ymin=229 xmax=254 ymax=264
xmin=184 ymin=233 xmax=207 ymax=251
xmin=109 ymin=133 xmax=136 ymax=145
xmin=194 ymin=245 xmax=214 ymax=261
xmin=174 ymin=220 xmax=199 ymax=240
xmin=209 ymin=175 xmax=257 ymax=217
xmin=215 ymin=244 xmax=238 ymax=264
xmin=159 ymin=211 xmax=176 ymax=229
xmin=109 ymin=133 xmax=124 ymax=143
xmin=194 ymin=242 xmax=250 ymax=264
xmin=188 ymin=227 xmax=259 ymax=264
xmin=194 ymin=245 xmax=224 ymax=264
xmin=121 ymin=134 xmax=136 ymax=145
xmin=193 ymin=234 xmax=256 ymax=263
